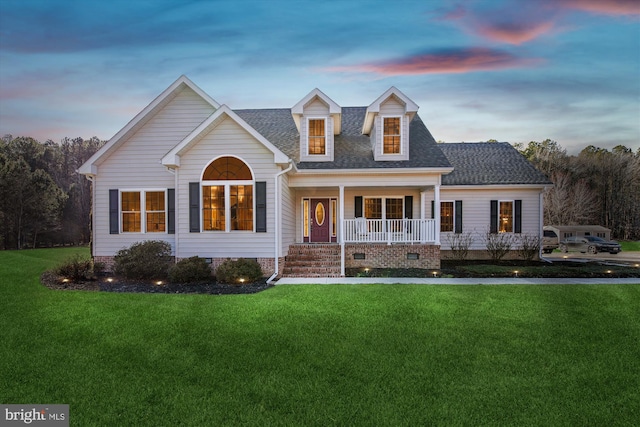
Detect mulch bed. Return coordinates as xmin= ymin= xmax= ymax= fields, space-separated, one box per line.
xmin=40 ymin=271 xmax=273 ymax=295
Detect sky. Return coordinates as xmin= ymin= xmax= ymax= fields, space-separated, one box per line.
xmin=1 ymin=0 xmax=639 ymax=154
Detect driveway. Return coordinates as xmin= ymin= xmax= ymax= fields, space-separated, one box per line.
xmin=544 ymin=251 xmax=640 ymax=265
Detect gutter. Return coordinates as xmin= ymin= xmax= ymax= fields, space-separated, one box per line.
xmin=267 ymin=160 xmax=294 ymax=284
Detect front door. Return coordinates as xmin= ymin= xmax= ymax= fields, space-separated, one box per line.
xmin=310 ymin=198 xmax=330 ymax=242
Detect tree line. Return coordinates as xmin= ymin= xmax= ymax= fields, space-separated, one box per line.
xmin=1 ymin=135 xmax=104 ymax=250
xmin=515 ymin=140 xmax=640 ymax=240
xmin=1 ymin=135 xmax=638 ymax=250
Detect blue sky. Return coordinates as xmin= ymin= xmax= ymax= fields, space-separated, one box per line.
xmin=1 ymin=0 xmax=638 ymax=153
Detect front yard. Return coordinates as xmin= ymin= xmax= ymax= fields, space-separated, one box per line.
xmin=1 ymin=247 xmax=639 ymax=425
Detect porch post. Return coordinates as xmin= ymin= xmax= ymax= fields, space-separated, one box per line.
xmin=434 ymin=184 xmax=441 ymax=245
xmin=420 ymin=190 xmax=427 ymax=243
xmin=339 ymin=185 xmax=345 ymax=276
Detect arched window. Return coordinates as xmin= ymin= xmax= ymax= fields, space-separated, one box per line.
xmin=202 ymin=157 xmax=254 ymax=231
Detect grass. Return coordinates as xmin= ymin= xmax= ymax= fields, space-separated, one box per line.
xmin=621 ymin=240 xmax=640 ymax=252
xmin=2 ymin=248 xmax=640 ymax=426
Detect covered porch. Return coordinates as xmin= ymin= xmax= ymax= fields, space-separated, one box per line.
xmin=286 ymin=172 xmax=446 ymax=276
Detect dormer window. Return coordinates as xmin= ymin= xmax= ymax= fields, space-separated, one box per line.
xmin=383 ymin=117 xmax=401 ymax=154
xmin=308 ymin=118 xmax=326 ymax=155
xmin=362 ymin=87 xmax=418 ymax=162
xmin=292 ymin=88 xmax=341 ymax=163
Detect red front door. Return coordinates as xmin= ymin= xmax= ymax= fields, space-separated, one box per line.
xmin=310 ymin=198 xmax=330 ymax=242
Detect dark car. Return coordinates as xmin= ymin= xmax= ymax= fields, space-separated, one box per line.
xmin=559 ymin=236 xmax=621 ymax=254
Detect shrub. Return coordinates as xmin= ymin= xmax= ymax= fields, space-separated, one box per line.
xmin=485 ymin=231 xmax=514 ymax=262
xmin=517 ymin=234 xmax=541 ymax=261
xmin=114 ymin=240 xmax=173 ymax=280
xmin=169 ymin=257 xmax=213 ymax=284
xmin=215 ymin=258 xmax=263 ymax=285
xmin=54 ymin=254 xmax=95 ymax=282
xmin=445 ymin=231 xmax=475 ymax=261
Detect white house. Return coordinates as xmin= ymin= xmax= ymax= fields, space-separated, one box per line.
xmin=79 ymin=76 xmax=551 ymax=279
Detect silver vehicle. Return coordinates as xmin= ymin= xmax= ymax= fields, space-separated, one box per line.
xmin=542 ymin=229 xmax=559 ymax=254
xmin=559 ymin=236 xmax=621 ymax=254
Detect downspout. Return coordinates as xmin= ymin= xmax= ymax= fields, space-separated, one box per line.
xmin=268 ymin=160 xmax=294 ymax=284
xmin=85 ymin=175 xmax=96 ymax=258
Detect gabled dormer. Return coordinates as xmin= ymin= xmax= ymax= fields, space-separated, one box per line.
xmin=362 ymin=87 xmax=419 ymax=162
xmin=291 ymin=89 xmax=341 ymax=162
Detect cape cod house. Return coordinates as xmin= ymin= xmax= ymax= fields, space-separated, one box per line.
xmin=79 ymin=76 xmax=551 ymax=280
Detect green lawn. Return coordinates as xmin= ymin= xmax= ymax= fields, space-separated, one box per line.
xmin=1 ymin=248 xmax=639 ymax=426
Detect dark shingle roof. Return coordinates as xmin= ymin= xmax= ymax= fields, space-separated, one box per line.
xmin=234 ymin=108 xmax=549 ymax=186
xmin=438 ymin=142 xmax=552 ymax=185
xmin=235 ymin=107 xmax=452 ymax=170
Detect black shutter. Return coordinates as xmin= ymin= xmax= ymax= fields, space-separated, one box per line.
xmin=455 ymin=200 xmax=463 ymax=234
xmin=431 ymin=200 xmax=434 ymax=219
xmin=514 ymin=200 xmax=522 ymax=234
xmin=167 ymin=189 xmax=175 ymax=234
xmin=109 ymin=189 xmax=119 ymax=234
xmin=404 ymin=196 xmax=413 ymax=219
xmin=355 ymin=196 xmax=363 ymax=218
xmin=490 ymin=200 xmax=498 ymax=234
xmin=256 ymin=181 xmax=267 ymax=232
xmin=189 ymin=182 xmax=200 ymax=233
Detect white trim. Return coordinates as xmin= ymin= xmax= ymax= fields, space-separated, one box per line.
xmin=306 ymin=117 xmax=328 ymax=156
xmin=380 ymin=115 xmax=403 ymax=156
xmin=293 ymin=167 xmax=454 ymax=175
xmin=118 ymin=188 xmax=168 ymax=234
xmin=79 ymin=75 xmax=219 ymax=175
xmin=362 ymin=86 xmax=418 ymax=135
xmin=162 ymin=105 xmax=289 ymax=167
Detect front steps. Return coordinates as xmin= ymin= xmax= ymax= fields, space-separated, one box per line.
xmin=282 ymin=244 xmax=341 ymax=277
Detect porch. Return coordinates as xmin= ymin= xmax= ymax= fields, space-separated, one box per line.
xmin=343 ymin=218 xmax=437 ymax=244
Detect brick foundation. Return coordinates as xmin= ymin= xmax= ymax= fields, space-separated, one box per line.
xmin=345 ymin=244 xmax=440 ymax=270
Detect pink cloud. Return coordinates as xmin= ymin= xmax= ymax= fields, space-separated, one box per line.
xmin=472 ymin=20 xmax=556 ymax=45
xmin=326 ymin=48 xmax=542 ymax=76
xmin=557 ymin=0 xmax=640 ymax=16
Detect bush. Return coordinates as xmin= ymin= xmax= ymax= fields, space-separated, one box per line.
xmin=54 ymin=254 xmax=95 ymax=282
xmin=114 ymin=240 xmax=173 ymax=280
xmin=215 ymin=258 xmax=263 ymax=285
xmin=485 ymin=231 xmax=514 ymax=262
xmin=445 ymin=231 xmax=475 ymax=261
xmin=169 ymin=257 xmax=213 ymax=284
xmin=517 ymin=234 xmax=541 ymax=261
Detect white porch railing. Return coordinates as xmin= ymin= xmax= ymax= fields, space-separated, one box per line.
xmin=343 ymin=218 xmax=437 ymax=244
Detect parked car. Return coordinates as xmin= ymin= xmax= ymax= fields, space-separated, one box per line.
xmin=559 ymin=236 xmax=621 ymax=254
xmin=542 ymin=229 xmax=559 ymax=253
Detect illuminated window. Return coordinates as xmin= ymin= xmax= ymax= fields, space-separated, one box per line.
xmin=364 ymin=197 xmax=403 ymax=220
xmin=202 ymin=157 xmax=254 ymax=232
xmin=145 ymin=191 xmax=165 ymax=232
xmin=331 ymin=199 xmax=337 ymax=237
xmin=383 ymin=117 xmax=401 ymax=154
xmin=121 ymin=190 xmax=166 ymax=233
xmin=121 ymin=191 xmax=141 ymax=232
xmin=499 ymin=201 xmax=513 ymax=233
xmin=441 ymin=202 xmax=454 ymax=232
xmin=308 ymin=118 xmax=326 ymax=155
xmin=303 ymin=199 xmax=309 ymax=238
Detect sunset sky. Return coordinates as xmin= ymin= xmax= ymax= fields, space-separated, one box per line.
xmin=1 ymin=0 xmax=638 ymax=153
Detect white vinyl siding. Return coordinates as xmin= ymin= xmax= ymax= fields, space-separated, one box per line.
xmin=436 ymin=188 xmax=543 ymax=250
xmin=373 ymin=97 xmax=410 ymax=161
xmin=176 ymin=116 xmax=280 ymax=259
xmin=299 ymin=99 xmax=334 ymax=162
xmin=92 ymin=86 xmax=214 ymax=256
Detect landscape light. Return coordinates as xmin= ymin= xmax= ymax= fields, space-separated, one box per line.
xmin=514 ymin=270 xmax=519 ymax=277
xmin=156 ymin=281 xmax=163 ymax=285
xmin=239 ymin=278 xmax=245 ymax=284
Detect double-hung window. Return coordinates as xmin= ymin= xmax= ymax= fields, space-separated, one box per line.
xmin=121 ymin=190 xmax=166 ymax=233
xmin=308 ymin=118 xmax=326 ymax=155
xmin=364 ymin=197 xmax=403 ymax=219
xmin=441 ymin=201 xmax=454 ymax=232
xmin=499 ymin=201 xmax=513 ymax=233
xmin=383 ymin=117 xmax=401 ymax=154
xmin=202 ymin=156 xmax=254 ymax=232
